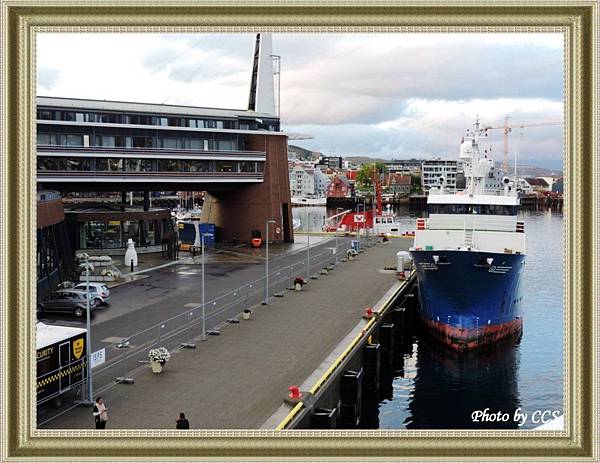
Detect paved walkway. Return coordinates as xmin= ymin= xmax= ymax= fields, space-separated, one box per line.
xmin=43 ymin=239 xmax=409 ymax=429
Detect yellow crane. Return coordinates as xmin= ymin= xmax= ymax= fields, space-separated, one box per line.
xmin=484 ymin=117 xmax=563 ymax=172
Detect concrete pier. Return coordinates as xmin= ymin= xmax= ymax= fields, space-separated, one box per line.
xmin=42 ymin=239 xmax=410 ymax=429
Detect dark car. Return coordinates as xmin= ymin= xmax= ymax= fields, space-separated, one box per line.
xmin=38 ymin=291 xmax=98 ymax=318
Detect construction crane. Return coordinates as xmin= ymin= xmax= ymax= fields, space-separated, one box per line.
xmin=484 ymin=117 xmax=562 ymax=172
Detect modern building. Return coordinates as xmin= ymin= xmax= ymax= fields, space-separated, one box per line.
xmin=318 ymin=156 xmax=343 ymax=170
xmin=36 ymin=33 xmax=294 ymax=248
xmin=385 ymin=159 xmax=423 ymax=174
xmin=421 ymin=159 xmax=459 ymax=192
xmin=37 ymin=190 xmax=73 ymax=300
xmin=289 ymin=164 xmax=328 ymax=196
xmin=289 ymin=165 xmax=315 ymax=197
xmin=314 ymin=168 xmax=330 ymax=195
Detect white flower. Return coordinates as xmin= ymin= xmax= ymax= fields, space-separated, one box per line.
xmin=148 ymin=347 xmax=170 ymax=363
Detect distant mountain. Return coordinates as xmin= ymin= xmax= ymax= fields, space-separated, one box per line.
xmin=344 ymin=156 xmax=388 ymax=165
xmin=493 ymin=161 xmax=563 ymax=177
xmin=288 ymin=144 xmax=320 ymax=161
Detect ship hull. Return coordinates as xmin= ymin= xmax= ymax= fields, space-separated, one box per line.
xmin=409 ymin=250 xmax=525 ymax=352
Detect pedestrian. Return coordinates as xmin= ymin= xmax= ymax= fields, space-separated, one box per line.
xmin=92 ymin=397 xmax=108 ymax=429
xmin=176 ymin=412 xmax=190 ymax=429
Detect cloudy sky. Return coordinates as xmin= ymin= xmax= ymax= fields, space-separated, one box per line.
xmin=37 ymin=33 xmax=564 ymax=169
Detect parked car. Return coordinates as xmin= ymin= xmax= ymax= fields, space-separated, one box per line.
xmin=57 ymin=283 xmax=111 ymax=305
xmin=38 ymin=291 xmax=98 ymax=318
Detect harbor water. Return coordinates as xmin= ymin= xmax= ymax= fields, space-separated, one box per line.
xmin=293 ymin=206 xmax=564 ymax=429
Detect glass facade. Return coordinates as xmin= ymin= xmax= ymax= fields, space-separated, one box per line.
xmin=428 ymin=204 xmax=518 ymax=215
xmin=79 ymin=219 xmax=167 ymax=249
xmin=36 ymin=108 xmax=280 ymax=132
xmin=38 ymin=156 xmax=262 ymax=174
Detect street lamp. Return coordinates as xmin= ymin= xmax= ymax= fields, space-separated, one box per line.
xmin=264 ymin=219 xmax=276 ymax=305
xmin=335 ymin=207 xmax=344 ymax=266
xmin=356 ymin=202 xmax=364 ymax=247
xmin=201 ymin=232 xmax=213 ymax=341
xmin=306 ymin=212 xmax=312 ymax=280
xmin=84 ymin=255 xmax=93 ymax=404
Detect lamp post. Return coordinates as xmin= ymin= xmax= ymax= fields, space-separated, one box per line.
xmin=201 ymin=232 xmax=213 ymax=341
xmin=357 ymin=202 xmax=364 ymax=247
xmin=306 ymin=212 xmax=311 ymax=280
xmin=335 ymin=207 xmax=343 ymax=266
xmin=84 ymin=255 xmax=93 ymax=404
xmin=264 ymin=219 xmax=276 ymax=305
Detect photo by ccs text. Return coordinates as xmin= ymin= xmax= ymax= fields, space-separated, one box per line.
xmin=471 ymin=408 xmax=561 ymax=427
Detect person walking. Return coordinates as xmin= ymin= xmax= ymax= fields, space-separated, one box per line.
xmin=92 ymin=397 xmax=108 ymax=429
xmin=176 ymin=412 xmax=190 ymax=429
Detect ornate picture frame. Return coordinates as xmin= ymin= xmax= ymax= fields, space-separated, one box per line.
xmin=0 ymin=1 xmax=597 ymax=460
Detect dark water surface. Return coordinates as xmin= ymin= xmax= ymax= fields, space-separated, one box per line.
xmin=294 ymin=206 xmax=564 ymax=429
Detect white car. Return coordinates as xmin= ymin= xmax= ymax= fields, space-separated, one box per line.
xmin=57 ymin=283 xmax=111 ymax=305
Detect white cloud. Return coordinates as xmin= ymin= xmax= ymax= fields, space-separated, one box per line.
xmin=36 ymin=32 xmax=564 ymax=167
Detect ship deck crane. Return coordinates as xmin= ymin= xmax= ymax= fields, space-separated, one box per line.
xmin=484 ymin=118 xmax=562 ymax=172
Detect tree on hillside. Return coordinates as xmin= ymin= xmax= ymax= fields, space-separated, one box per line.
xmin=355 ymin=162 xmax=386 ymax=191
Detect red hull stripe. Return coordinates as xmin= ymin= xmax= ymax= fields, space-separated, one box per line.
xmin=419 ymin=315 xmax=523 ymax=352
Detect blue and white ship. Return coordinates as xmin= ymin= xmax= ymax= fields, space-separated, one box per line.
xmin=410 ymin=119 xmax=526 ymax=351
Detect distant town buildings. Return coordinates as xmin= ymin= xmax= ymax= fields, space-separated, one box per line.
xmin=383 ymin=173 xmax=412 ymax=195
xmin=384 ymin=159 xmax=423 ymax=174
xmin=289 ymin=164 xmax=330 ymax=196
xmin=318 ymin=156 xmax=343 ymax=170
xmin=286 ymin=144 xmax=562 ymax=200
xmin=327 ymin=175 xmax=352 ymax=199
xmin=521 ymin=177 xmax=551 ymax=193
xmin=421 ymin=159 xmax=459 ymax=192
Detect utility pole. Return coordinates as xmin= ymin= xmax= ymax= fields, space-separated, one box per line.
xmin=85 ymin=255 xmax=93 ymax=404
xmin=264 ymin=219 xmax=276 ymax=304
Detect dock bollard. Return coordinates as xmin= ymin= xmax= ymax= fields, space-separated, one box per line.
xmin=362 ymin=343 xmax=381 ymax=392
xmin=288 ymin=385 xmax=302 ymax=400
xmin=362 ymin=307 xmax=374 ymax=320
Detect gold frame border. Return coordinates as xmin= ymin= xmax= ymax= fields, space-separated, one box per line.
xmin=1 ymin=1 xmax=597 ymax=460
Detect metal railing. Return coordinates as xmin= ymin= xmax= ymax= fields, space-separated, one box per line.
xmin=37 ymin=145 xmax=267 ymax=158
xmin=82 ymin=242 xmax=354 ymax=393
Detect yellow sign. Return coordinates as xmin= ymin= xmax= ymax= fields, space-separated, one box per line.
xmin=178 ymin=223 xmax=184 ymax=229
xmin=108 ymin=221 xmax=120 ymax=226
xmin=72 ymin=338 xmax=84 ymax=359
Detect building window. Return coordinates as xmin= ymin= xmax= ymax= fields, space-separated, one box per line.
xmin=132 ymin=137 xmax=155 ymax=148
xmin=160 ymin=138 xmax=178 ymax=149
xmin=63 ymin=158 xmax=91 ymax=171
xmin=189 ymin=161 xmax=209 ymax=172
xmin=95 ymin=135 xmax=116 ymax=147
xmin=215 ymin=161 xmax=236 ymax=173
xmin=95 ymin=158 xmax=123 ymax=171
xmin=38 ymin=110 xmax=54 ymax=120
xmin=216 ymin=139 xmax=236 ymax=151
xmin=126 ymin=159 xmax=152 ymax=172
xmin=158 ymin=160 xmax=178 ymax=172
xmin=239 ymin=161 xmax=256 ymax=173
xmin=37 ymin=157 xmax=60 ymax=170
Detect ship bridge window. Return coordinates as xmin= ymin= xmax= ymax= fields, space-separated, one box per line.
xmin=429 ymin=204 xmax=517 ymax=215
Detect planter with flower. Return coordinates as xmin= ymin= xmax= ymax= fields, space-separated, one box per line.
xmin=148 ymin=347 xmax=170 ymax=374
xmin=293 ymin=277 xmax=306 ymax=291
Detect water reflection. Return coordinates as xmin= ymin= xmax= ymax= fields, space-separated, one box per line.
xmin=405 ymin=332 xmax=521 ymax=429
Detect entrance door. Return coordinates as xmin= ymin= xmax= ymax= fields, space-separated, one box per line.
xmin=58 ymin=341 xmax=71 ymax=392
xmin=281 ymin=203 xmax=291 ymax=243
